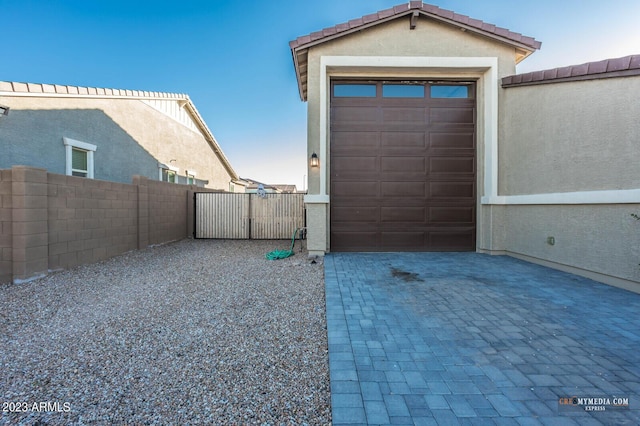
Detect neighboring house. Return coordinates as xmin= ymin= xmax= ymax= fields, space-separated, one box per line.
xmin=0 ymin=81 xmax=241 ymax=191
xmin=273 ymin=184 xmax=298 ymax=194
xmin=291 ymin=1 xmax=640 ymax=291
xmin=240 ymin=177 xmax=298 ymax=194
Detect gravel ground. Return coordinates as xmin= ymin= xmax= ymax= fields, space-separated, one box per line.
xmin=0 ymin=239 xmax=330 ymax=425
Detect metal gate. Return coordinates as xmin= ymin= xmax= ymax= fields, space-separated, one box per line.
xmin=194 ymin=193 xmax=305 ymax=239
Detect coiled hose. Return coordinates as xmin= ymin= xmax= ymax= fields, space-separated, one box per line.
xmin=265 ymin=228 xmax=303 ymax=260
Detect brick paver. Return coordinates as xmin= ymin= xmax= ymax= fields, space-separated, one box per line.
xmin=325 ymin=252 xmax=640 ymax=425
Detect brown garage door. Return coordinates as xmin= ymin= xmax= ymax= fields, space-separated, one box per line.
xmin=330 ymin=80 xmax=476 ymax=252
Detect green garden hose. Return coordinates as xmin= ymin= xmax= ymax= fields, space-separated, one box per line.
xmin=265 ymin=228 xmax=302 ymax=260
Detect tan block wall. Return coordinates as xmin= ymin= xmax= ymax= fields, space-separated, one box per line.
xmin=47 ymin=173 xmax=138 ymax=271
xmin=0 ymin=170 xmax=13 ymax=282
xmin=146 ymin=178 xmax=200 ymax=246
xmin=11 ymin=166 xmax=49 ymax=282
xmin=1 ymin=166 xmax=221 ymax=284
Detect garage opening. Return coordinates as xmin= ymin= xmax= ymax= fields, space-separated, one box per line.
xmin=330 ymin=80 xmax=476 ymax=252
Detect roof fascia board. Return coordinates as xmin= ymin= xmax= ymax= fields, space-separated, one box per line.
xmin=420 ymin=12 xmax=538 ymax=53
xmin=291 ymin=10 xmax=538 ymax=54
xmin=291 ymin=50 xmax=305 ymax=101
xmin=181 ymin=101 xmax=239 ymax=181
xmin=292 ymin=12 xmax=412 ymax=53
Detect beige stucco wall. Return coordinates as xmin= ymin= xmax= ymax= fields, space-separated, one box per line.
xmin=304 ymin=15 xmax=521 ymax=254
xmin=0 ymin=96 xmax=235 ymax=191
xmin=502 ymin=204 xmax=640 ymax=290
xmin=496 ymin=76 xmax=640 ymax=290
xmin=500 ymin=77 xmax=640 ymax=194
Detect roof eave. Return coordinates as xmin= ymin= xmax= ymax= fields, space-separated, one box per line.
xmin=182 ymin=99 xmax=239 ymax=181
xmin=290 ymin=9 xmax=540 ymax=101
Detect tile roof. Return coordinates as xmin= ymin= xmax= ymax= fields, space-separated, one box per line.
xmin=0 ymin=80 xmax=187 ymax=99
xmin=290 ymin=1 xmax=541 ymax=101
xmin=502 ymin=54 xmax=640 ymax=87
xmin=502 ymin=55 xmax=640 ymax=87
xmin=289 ymin=1 xmax=540 ymax=51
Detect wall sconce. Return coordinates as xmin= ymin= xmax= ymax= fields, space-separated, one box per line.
xmin=310 ymin=152 xmax=319 ymax=168
xmin=0 ymin=104 xmax=9 ymax=116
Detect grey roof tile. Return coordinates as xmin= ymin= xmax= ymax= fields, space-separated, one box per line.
xmin=502 ymin=54 xmax=640 ymax=87
xmin=290 ymin=2 xmax=541 ymax=100
xmin=606 ymin=56 xmax=631 ymax=72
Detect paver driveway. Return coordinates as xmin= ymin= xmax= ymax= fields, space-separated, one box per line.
xmin=324 ymin=252 xmax=640 ymax=425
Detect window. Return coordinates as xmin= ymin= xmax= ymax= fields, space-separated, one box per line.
xmin=430 ymin=85 xmax=471 ymax=99
xmin=63 ymin=137 xmax=96 ymax=178
xmin=159 ymin=163 xmax=179 ymax=183
xmin=382 ymin=84 xmax=424 ymax=98
xmin=165 ymin=170 xmax=176 ymax=183
xmin=333 ymin=84 xmax=377 ymax=97
xmin=186 ymin=171 xmax=195 ymax=185
xmin=71 ymin=148 xmax=89 ymax=177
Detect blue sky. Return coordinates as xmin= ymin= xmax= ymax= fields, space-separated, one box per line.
xmin=2 ymin=0 xmax=639 ymax=190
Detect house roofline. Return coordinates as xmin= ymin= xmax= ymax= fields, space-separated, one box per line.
xmin=502 ymin=54 xmax=640 ymax=88
xmin=0 ymin=80 xmax=240 ymax=181
xmin=290 ymin=1 xmax=541 ymax=101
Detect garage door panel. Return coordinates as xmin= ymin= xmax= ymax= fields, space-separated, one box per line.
xmin=332 ymin=206 xmax=379 ymax=223
xmin=381 ymin=156 xmax=425 ymax=173
xmin=381 ymin=206 xmax=426 ymax=222
xmin=332 ymin=181 xmax=379 ymax=197
xmin=382 ymin=107 xmax=426 ymax=123
xmin=331 ymin=232 xmax=378 ymax=251
xmin=430 ymin=132 xmax=475 ymax=149
xmin=429 ymin=206 xmax=475 ymax=223
xmin=429 ymin=157 xmax=475 ymax=174
xmin=381 ymin=232 xmax=425 ymax=248
xmin=332 ymin=131 xmax=380 ymax=148
xmin=429 ymin=230 xmax=475 ymax=250
xmin=430 ymin=182 xmax=475 ymax=199
xmin=430 ymin=107 xmax=475 ymax=124
xmin=380 ymin=181 xmax=425 ymax=197
xmin=332 ymin=106 xmax=379 ymax=123
xmin=333 ymin=156 xmax=377 ymax=172
xmin=330 ymin=80 xmax=476 ymax=252
xmin=381 ymin=132 xmax=426 ymax=148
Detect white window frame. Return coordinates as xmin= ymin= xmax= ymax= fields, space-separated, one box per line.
xmin=63 ymin=137 xmax=97 ymax=179
xmin=186 ymin=170 xmax=196 ymax=185
xmin=159 ymin=163 xmax=179 ymax=183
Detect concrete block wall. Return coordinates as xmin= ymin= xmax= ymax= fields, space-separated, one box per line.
xmin=0 ymin=166 xmax=220 ymax=284
xmin=146 ymin=178 xmax=194 ymax=246
xmin=48 ymin=173 xmax=138 ymax=271
xmin=0 ymin=170 xmax=13 ymax=283
xmin=11 ymin=167 xmax=49 ymax=283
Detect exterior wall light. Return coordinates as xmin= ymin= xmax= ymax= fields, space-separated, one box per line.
xmin=0 ymin=104 xmax=9 ymax=116
xmin=310 ymin=152 xmax=319 ymax=168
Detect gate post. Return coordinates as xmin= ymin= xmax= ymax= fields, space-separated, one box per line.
xmin=187 ymin=190 xmax=195 ymax=238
